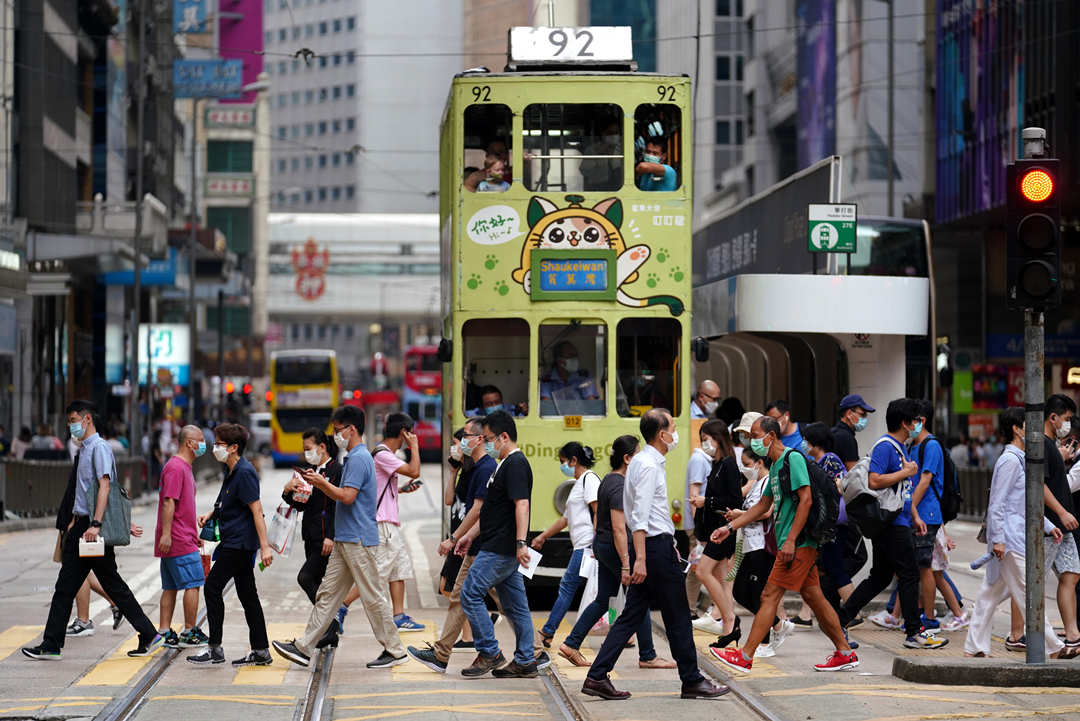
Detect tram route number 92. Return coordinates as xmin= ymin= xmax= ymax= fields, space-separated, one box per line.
xmin=471 ymin=86 xmax=492 ymax=102
xmin=548 ymin=29 xmax=595 ymax=57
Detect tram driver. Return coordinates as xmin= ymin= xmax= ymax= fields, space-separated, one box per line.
xmin=540 ymin=341 xmax=600 ymax=405
xmin=466 ymin=385 xmax=528 ymax=418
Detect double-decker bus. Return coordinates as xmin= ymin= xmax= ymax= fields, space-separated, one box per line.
xmin=403 ymin=345 xmax=442 ymax=462
xmin=439 ymin=27 xmax=693 ymax=582
xmin=268 ymin=350 xmax=339 ymax=467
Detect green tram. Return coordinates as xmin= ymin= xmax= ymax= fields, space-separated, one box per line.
xmin=438 ymin=27 xmax=695 ymax=582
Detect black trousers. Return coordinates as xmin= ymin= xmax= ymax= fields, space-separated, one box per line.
xmin=205 ymin=547 xmax=268 ymax=649
xmin=586 ymin=535 xmax=704 ymax=686
xmin=43 ymin=516 xmax=157 ymax=652
xmin=838 ymin=523 xmax=921 ymax=637
xmin=297 ymin=539 xmax=331 ymax=605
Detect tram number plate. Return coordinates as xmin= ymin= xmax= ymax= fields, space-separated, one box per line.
xmin=563 ymin=415 xmax=582 ymax=430
xmin=509 ymin=27 xmax=633 ymax=64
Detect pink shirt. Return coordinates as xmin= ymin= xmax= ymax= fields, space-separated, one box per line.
xmin=155 ymin=456 xmax=199 ymax=558
xmin=373 ymin=447 xmax=404 ymax=526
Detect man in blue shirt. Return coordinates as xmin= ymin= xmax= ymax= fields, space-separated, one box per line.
xmin=273 ymin=405 xmax=407 ymax=669
xmin=635 ymin=138 xmax=678 ymax=192
xmin=540 ymin=341 xmax=599 ymax=403
xmin=465 ymin=385 xmax=528 ymax=418
xmin=837 ymin=398 xmax=948 ymax=650
xmin=765 ymin=399 xmax=804 ymax=450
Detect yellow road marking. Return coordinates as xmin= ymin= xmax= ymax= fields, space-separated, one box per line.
xmin=0 ymin=625 xmax=45 ymax=661
xmin=763 ymin=683 xmax=1080 ymax=697
xmin=232 ymin=623 xmax=306 ymax=685
xmin=149 ymin=695 xmax=295 ymax=706
xmin=0 ymin=536 xmax=11 ymax=546
xmin=0 ymin=705 xmax=46 ymax=713
xmin=334 ymin=690 xmax=541 ymax=699
xmin=336 ymin=700 xmax=547 ymax=720
xmin=389 ymin=620 xmax=438 ymax=680
xmin=866 ymin=705 xmax=1080 ymax=721
xmin=77 ymin=633 xmax=161 ymax=686
xmin=0 ymin=697 xmax=112 ymax=702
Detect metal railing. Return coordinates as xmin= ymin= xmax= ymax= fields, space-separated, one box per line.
xmin=956 ymin=467 xmax=993 ymax=522
xmin=0 ymin=456 xmax=146 ymax=518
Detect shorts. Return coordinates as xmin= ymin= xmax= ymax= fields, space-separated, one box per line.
xmin=914 ymin=523 xmax=941 ymax=569
xmin=375 ymin=520 xmax=414 ymax=583
xmin=1052 ymin=532 xmax=1080 ymax=576
xmin=160 ymin=551 xmax=206 ymax=591
xmin=767 ymin=546 xmax=820 ymax=592
xmin=702 ymin=536 xmax=736 ymax=561
xmin=931 ymin=526 xmax=951 ymax=571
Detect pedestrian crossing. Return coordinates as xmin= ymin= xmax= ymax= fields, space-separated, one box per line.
xmin=0 ymin=625 xmax=45 ymax=662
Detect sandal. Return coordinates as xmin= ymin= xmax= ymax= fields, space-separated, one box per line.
xmin=539 ymin=631 xmax=554 ymax=649
xmin=557 ymin=644 xmax=591 ymax=667
xmin=639 ymin=656 xmax=677 ymax=669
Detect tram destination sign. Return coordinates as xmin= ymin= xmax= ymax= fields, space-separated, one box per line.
xmin=509 ymin=26 xmax=632 ymax=64
xmin=807 ymin=204 xmax=857 ymax=253
xmin=530 ymin=250 xmax=617 ymax=302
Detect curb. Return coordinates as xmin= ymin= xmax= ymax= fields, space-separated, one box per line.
xmin=892 ymin=655 xmax=1080 ymax=686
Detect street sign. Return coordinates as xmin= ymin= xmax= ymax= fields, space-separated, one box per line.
xmin=174 ymin=0 xmax=207 ymax=34
xmin=173 ymin=59 xmax=243 ymax=98
xmin=807 ymin=204 xmax=857 ymax=253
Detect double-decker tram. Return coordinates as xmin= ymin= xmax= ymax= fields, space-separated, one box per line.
xmin=439 ymin=27 xmax=693 ymax=581
xmin=403 ymin=345 xmax=443 ymax=462
xmin=268 ymin=349 xmax=339 ymax=467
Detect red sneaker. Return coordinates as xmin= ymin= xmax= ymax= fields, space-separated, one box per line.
xmin=710 ymin=647 xmax=753 ymax=674
xmin=813 ymin=650 xmax=860 ymax=672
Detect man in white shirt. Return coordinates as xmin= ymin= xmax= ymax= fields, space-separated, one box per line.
xmin=689 ymin=380 xmax=721 ymax=419
xmin=582 ymin=409 xmax=728 ymax=702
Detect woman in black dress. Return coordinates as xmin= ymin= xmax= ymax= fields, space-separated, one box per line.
xmin=282 ymin=428 xmax=342 ymax=605
xmin=688 ymin=419 xmax=744 ymax=646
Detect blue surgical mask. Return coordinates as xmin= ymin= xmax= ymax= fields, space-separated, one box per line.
xmin=854 ymin=416 xmax=869 ymax=432
xmin=750 ymin=437 xmax=769 ymax=456
xmin=484 ymin=404 xmax=505 ymax=415
xmin=195 ymin=441 xmax=206 ymax=457
xmin=485 ymin=440 xmax=498 ymax=458
xmin=910 ymin=421 xmax=923 ymax=439
xmin=560 ymin=461 xmax=574 ymax=478
xmin=460 ymin=437 xmax=472 ymax=454
xmin=799 ymin=440 xmax=811 ymax=455
xmin=69 ymin=418 xmax=86 ymax=439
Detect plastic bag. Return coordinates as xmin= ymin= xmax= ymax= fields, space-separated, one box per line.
xmin=267 ymin=502 xmax=297 ymax=555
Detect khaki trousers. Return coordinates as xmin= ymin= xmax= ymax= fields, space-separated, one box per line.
xmin=296 ymin=541 xmax=405 ymax=658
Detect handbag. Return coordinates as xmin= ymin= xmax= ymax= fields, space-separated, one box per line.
xmin=54 ymin=530 xmax=65 ymax=563
xmin=82 ymin=449 xmax=131 ymax=547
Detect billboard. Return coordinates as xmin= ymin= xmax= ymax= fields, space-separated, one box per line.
xmin=218 ymin=0 xmax=265 ymax=104
xmin=796 ymin=0 xmax=836 ymax=170
xmin=174 ymin=0 xmax=207 ymax=33
xmin=173 ymin=59 xmax=243 ymax=98
xmin=139 ymin=324 xmax=190 ymax=386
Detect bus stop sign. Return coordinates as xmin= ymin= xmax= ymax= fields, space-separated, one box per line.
xmin=808 ymin=204 xmax=857 ymax=253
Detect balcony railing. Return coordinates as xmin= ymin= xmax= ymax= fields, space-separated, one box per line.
xmin=76 ymin=193 xmax=169 ymax=255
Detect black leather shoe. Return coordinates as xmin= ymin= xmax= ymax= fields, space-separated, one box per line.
xmin=581 ymin=676 xmax=631 ymax=700
xmin=681 ymin=679 xmax=731 ymax=699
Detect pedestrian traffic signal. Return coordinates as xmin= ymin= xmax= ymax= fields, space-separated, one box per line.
xmin=1007 ymin=159 xmax=1061 ymax=309
xmin=225 ymin=381 xmax=235 ymax=394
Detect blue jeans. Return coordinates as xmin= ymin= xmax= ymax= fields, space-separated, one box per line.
xmin=542 ymin=547 xmax=584 ymax=637
xmin=562 ymin=541 xmax=657 ymax=661
xmin=461 ymin=550 xmax=534 ymax=666
xmin=886 ymin=571 xmax=963 ymax=613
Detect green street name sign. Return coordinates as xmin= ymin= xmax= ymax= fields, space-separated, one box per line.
xmin=808 ymin=203 xmax=857 ymax=253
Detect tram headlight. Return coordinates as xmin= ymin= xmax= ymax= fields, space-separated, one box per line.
xmin=553 ymin=480 xmax=575 ymax=515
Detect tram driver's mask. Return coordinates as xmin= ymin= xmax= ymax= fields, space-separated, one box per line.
xmin=558 ymin=356 xmax=579 ymax=374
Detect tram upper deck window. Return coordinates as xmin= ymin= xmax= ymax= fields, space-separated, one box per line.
xmin=523 ymin=104 xmax=623 ymax=193
xmin=634 ymin=104 xmax=682 ymax=192
xmin=538 ymin=322 xmax=606 ymax=418
xmin=616 ymin=318 xmax=681 ymax=418
xmin=462 ymin=318 xmax=530 ymax=417
xmin=848 ymin=220 xmax=929 ymax=278
xmin=463 ymin=104 xmax=513 ymax=193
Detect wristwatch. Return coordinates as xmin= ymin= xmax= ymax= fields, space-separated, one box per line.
xmin=448 ymin=535 xmax=457 ymax=544
xmin=516 ymin=540 xmax=528 ymax=549
xmin=90 ymin=520 xmax=102 ymax=528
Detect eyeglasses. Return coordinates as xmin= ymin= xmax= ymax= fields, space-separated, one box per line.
xmin=332 ymin=426 xmax=347 ymax=434
xmin=850 ymin=409 xmax=868 ymax=418
xmin=701 ymin=393 xmax=721 ymax=403
xmin=462 ymin=432 xmax=481 ymax=439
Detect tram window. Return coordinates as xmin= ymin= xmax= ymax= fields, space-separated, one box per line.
xmin=462 ymin=318 xmax=530 ymax=417
xmin=523 ymin=104 xmax=623 ymax=193
xmin=538 ymin=322 xmax=606 ymax=418
xmin=848 ymin=221 xmax=929 ymax=278
xmin=463 ymin=104 xmax=513 ymax=193
xmin=634 ymin=104 xmax=682 ymax=192
xmin=616 ymin=318 xmax=681 ymax=418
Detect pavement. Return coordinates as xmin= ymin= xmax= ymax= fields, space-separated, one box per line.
xmin=1 ymin=463 xmax=1079 ymax=721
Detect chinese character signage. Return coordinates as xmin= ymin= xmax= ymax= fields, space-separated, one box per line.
xmin=174 ymin=0 xmax=207 ymax=33
xmin=530 ymin=250 xmax=616 ymax=301
xmin=292 ymin=237 xmax=330 ymax=301
xmin=206 ymin=107 xmax=255 ymax=127
xmin=206 ymin=177 xmax=253 ymax=197
xmin=174 ymin=59 xmax=243 ymax=98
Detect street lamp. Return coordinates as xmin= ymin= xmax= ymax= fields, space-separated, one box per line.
xmin=188 ymin=78 xmax=271 ymax=422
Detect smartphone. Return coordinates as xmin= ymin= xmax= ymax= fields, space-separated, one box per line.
xmin=679 ymin=556 xmax=691 ymax=575
xmin=401 ymin=480 xmax=424 ymax=492
xmin=292 ymin=467 xmax=305 ymax=474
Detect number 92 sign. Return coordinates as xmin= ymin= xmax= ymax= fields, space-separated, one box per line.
xmin=509 ymin=26 xmax=633 ymax=64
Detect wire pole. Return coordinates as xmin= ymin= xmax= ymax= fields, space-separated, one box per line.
xmin=127 ymin=0 xmax=147 ymax=457
xmin=189 ymin=99 xmax=199 ymax=424
xmin=886 ymin=0 xmax=894 ymax=216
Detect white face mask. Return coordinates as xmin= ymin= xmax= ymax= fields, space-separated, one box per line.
xmin=212 ymin=445 xmax=230 ymax=462
xmin=560 ymin=357 xmax=579 ymax=374
xmin=450 ymin=443 xmax=463 ymax=460
xmin=304 ymin=448 xmax=321 ymax=465
xmin=740 ymin=465 xmax=757 ymax=480
xmin=1058 ymin=419 xmax=1072 ymax=439
xmin=701 ymin=439 xmax=717 ymax=458
xmin=703 ymin=399 xmax=718 ymax=415
xmin=334 ymin=430 xmax=349 ymax=449
xmin=664 ymin=430 xmax=679 ymax=451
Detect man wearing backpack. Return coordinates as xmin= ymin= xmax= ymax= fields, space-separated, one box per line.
xmin=710 ymin=415 xmax=857 ymax=674
xmin=910 ymin=399 xmax=968 ymax=632
xmin=837 ymin=398 xmax=948 ymax=650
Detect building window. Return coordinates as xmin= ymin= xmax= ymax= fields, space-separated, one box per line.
xmin=319 ymin=88 xmax=327 ymax=102
xmin=290 ymin=125 xmax=299 ymax=138
xmin=346 ymin=16 xmax=355 ymax=30
xmin=278 ymin=61 xmax=287 ymax=74
xmin=716 ymin=0 xmax=730 ymax=15
xmin=304 ymin=189 xmax=313 ymax=202
xmin=318 ymin=187 xmax=327 ymax=201
xmin=332 ymin=120 xmax=341 ymax=133
xmin=278 ymin=126 xmax=286 ymax=138
xmin=346 ymin=51 xmax=355 ymax=64
xmin=333 ymin=19 xmax=341 ymax=32
xmin=277 ymin=159 xmax=286 ymax=172
xmin=265 ymin=30 xmax=273 ymax=44
xmin=345 ymin=325 xmax=354 ymax=339
xmin=304 ymin=324 xmax=312 ymax=339
xmin=292 ymin=26 xmax=300 ymax=39
xmin=207 ymin=141 xmax=254 ymax=172
xmin=746 ymin=91 xmax=755 ymax=136
xmin=292 ymin=59 xmax=300 ymax=72
xmin=747 ymin=18 xmax=754 ymax=58
xmin=277 ymin=94 xmax=287 ymax=108
xmin=319 ymin=155 xmax=327 ymax=167
xmin=291 ymin=91 xmax=300 ymax=105
xmin=319 ymin=21 xmax=327 ymax=34
xmin=332 ymin=187 xmax=341 ymax=200
xmin=306 ymin=24 xmax=313 ymax=36
xmin=290 ymin=192 xmax=300 ymax=204
xmin=735 ymin=56 xmax=743 ymax=81
xmin=319 ymin=56 xmax=328 ymax=68
xmin=305 ymin=157 xmax=313 ymax=169
xmin=317 ymin=325 xmax=326 ymax=339
xmin=332 ymin=153 xmax=341 ymax=166
xmin=345 ymin=185 xmax=355 ymax=199
xmin=331 ymin=325 xmax=339 ymax=339
xmin=345 ymin=153 xmax=354 ymax=165
xmin=304 ymin=123 xmax=314 ymax=136
xmin=206 ymin=207 xmax=252 ymax=254
xmin=716 ymin=56 xmax=730 ymax=81
xmin=346 ymin=84 xmax=355 ymax=98
xmin=291 ymin=324 xmax=299 ymax=340
xmin=266 ymin=64 xmax=273 ymax=76
xmin=333 ymin=54 xmax=341 ymax=66
xmin=318 ymin=121 xmax=327 ymax=135
xmin=735 ymin=119 xmax=744 ymax=145
xmin=291 ymin=158 xmax=299 ymax=170
xmin=716 ymin=120 xmax=730 ymax=145
xmin=332 ymin=86 xmax=342 ymax=99
xmin=278 ymin=28 xmax=287 ymax=41
xmin=346 ymin=117 xmax=355 ymax=131
xmin=736 ymin=0 xmax=743 ymax=15
xmin=278 ymin=0 xmax=287 ymax=8
xmin=304 ymin=90 xmax=313 ymax=104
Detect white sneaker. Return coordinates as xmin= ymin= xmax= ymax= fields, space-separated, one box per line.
xmin=869 ymin=610 xmax=903 ymax=630
xmin=692 ymin=614 xmax=725 ymax=635
xmin=66 ymin=619 xmax=95 ymax=637
xmin=754 ymin=643 xmax=776 ymax=658
xmin=940 ymin=613 xmax=970 ymax=632
xmin=771 ymin=619 xmax=795 ymax=651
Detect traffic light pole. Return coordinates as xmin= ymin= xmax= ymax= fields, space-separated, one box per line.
xmin=1024 ymin=309 xmax=1045 ymax=664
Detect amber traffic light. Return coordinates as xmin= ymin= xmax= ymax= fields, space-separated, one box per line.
xmin=1006 ymin=159 xmax=1060 ymax=310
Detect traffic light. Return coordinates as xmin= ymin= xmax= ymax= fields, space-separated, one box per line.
xmin=242 ymin=383 xmax=252 ymax=406
xmin=225 ymin=381 xmax=235 ymax=394
xmin=1007 ymin=159 xmax=1061 ymax=309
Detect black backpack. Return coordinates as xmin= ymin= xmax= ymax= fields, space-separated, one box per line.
xmin=778 ymin=448 xmax=841 ymax=545
xmin=917 ymin=436 xmax=962 ymax=524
